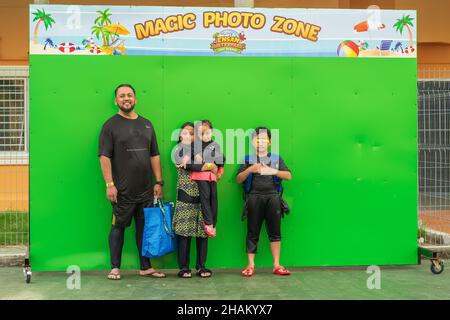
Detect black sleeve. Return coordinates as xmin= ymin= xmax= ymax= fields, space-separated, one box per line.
xmin=98 ymin=123 xmax=113 ymax=158
xmin=213 ymin=142 xmax=225 ymax=166
xmin=185 ymin=163 xmax=204 ymax=172
xmin=237 ymin=163 xmax=248 ymax=175
xmin=278 ymin=157 xmax=290 ymax=172
xmin=173 ymin=144 xmax=183 ymax=166
xmin=186 ymin=143 xmax=203 ymax=171
xmin=174 ymin=144 xmax=195 ymax=166
xmin=237 ymin=155 xmax=250 ymax=175
xmin=150 ymin=126 xmax=160 ymax=157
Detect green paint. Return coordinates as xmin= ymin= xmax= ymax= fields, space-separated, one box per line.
xmin=29 ymin=55 xmax=417 ymax=271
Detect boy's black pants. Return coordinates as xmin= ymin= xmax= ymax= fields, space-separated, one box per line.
xmin=246 ymin=193 xmax=282 ymax=254
xmin=197 ymin=180 xmax=218 ymax=226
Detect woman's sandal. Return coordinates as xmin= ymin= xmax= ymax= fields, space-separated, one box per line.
xmin=273 ymin=266 xmax=291 ymax=276
xmin=196 ymin=268 xmax=212 ymax=278
xmin=178 ymin=270 xmax=192 ymax=278
xmin=107 ymin=269 xmax=121 ymax=280
xmin=241 ymin=266 xmax=255 ymax=277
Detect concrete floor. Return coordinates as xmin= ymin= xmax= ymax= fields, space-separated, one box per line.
xmin=0 ymin=263 xmax=449 ymax=300
xmin=0 ymin=246 xmax=26 ymax=267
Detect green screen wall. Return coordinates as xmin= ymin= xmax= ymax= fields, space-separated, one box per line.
xmin=29 ymin=55 xmax=418 ymax=271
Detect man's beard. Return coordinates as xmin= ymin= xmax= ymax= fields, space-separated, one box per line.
xmin=118 ymin=102 xmax=135 ymax=113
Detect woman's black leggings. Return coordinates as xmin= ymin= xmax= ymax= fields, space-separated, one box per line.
xmin=109 ymin=215 xmax=151 ymax=270
xmin=177 ymin=235 xmax=208 ymax=271
xmin=246 ymin=193 xmax=282 ymax=254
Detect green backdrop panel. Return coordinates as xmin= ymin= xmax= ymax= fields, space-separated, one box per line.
xmin=29 ymin=55 xmax=417 ymax=271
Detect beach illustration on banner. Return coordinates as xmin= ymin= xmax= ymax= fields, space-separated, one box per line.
xmin=29 ymin=5 xmax=417 ymax=58
xmin=31 ymin=8 xmax=129 ymax=55
xmin=341 ymin=13 xmax=416 ymax=58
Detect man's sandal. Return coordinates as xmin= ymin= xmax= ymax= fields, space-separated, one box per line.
xmin=196 ymin=268 xmax=212 ymax=278
xmin=107 ymin=270 xmax=121 ymax=280
xmin=139 ymin=268 xmax=166 ymax=278
xmin=242 ymin=266 xmax=255 ymax=277
xmin=273 ymin=266 xmax=291 ymax=276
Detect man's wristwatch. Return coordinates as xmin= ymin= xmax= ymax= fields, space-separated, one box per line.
xmin=155 ymin=180 xmax=164 ymax=186
xmin=106 ymin=181 xmax=115 ymax=188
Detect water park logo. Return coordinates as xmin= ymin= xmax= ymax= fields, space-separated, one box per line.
xmin=210 ymin=30 xmax=246 ymax=54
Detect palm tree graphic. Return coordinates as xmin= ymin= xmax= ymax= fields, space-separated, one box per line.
xmin=95 ymin=8 xmax=112 ymax=25
xmin=32 ymin=9 xmax=55 ymax=45
xmin=393 ymin=15 xmax=414 ymax=49
xmin=91 ymin=9 xmax=115 ymax=46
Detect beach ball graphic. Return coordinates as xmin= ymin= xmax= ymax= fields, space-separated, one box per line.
xmin=337 ymin=40 xmax=359 ymax=57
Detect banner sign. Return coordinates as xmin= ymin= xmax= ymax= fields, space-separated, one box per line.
xmin=29 ymin=5 xmax=417 ymax=58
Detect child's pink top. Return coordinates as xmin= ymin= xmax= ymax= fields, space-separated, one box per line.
xmin=191 ymin=167 xmax=224 ymax=182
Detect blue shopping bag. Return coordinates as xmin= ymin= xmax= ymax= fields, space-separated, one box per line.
xmin=142 ymin=198 xmax=177 ymax=258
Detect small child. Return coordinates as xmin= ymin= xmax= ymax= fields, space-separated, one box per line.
xmin=187 ymin=120 xmax=225 ymax=238
xmin=236 ymin=127 xmax=292 ymax=277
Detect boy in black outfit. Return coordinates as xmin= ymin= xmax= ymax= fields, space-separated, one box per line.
xmin=236 ymin=127 xmax=292 ymax=277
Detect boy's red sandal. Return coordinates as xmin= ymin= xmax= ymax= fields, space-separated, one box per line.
xmin=273 ymin=266 xmax=291 ymax=276
xmin=242 ymin=266 xmax=255 ymax=277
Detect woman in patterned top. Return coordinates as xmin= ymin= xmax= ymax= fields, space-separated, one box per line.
xmin=172 ymin=122 xmax=212 ymax=278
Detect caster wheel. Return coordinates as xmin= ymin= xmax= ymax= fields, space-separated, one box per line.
xmin=431 ymin=260 xmax=444 ymax=275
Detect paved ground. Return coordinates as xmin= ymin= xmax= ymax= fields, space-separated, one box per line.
xmin=0 ymin=263 xmax=449 ymax=300
xmin=0 ymin=246 xmax=26 ymax=267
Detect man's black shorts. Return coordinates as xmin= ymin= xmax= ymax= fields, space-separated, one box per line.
xmin=111 ymin=198 xmax=153 ymax=228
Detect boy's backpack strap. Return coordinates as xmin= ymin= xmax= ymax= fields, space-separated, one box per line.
xmin=269 ymin=153 xmax=283 ymax=194
xmin=244 ymin=155 xmax=253 ymax=194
